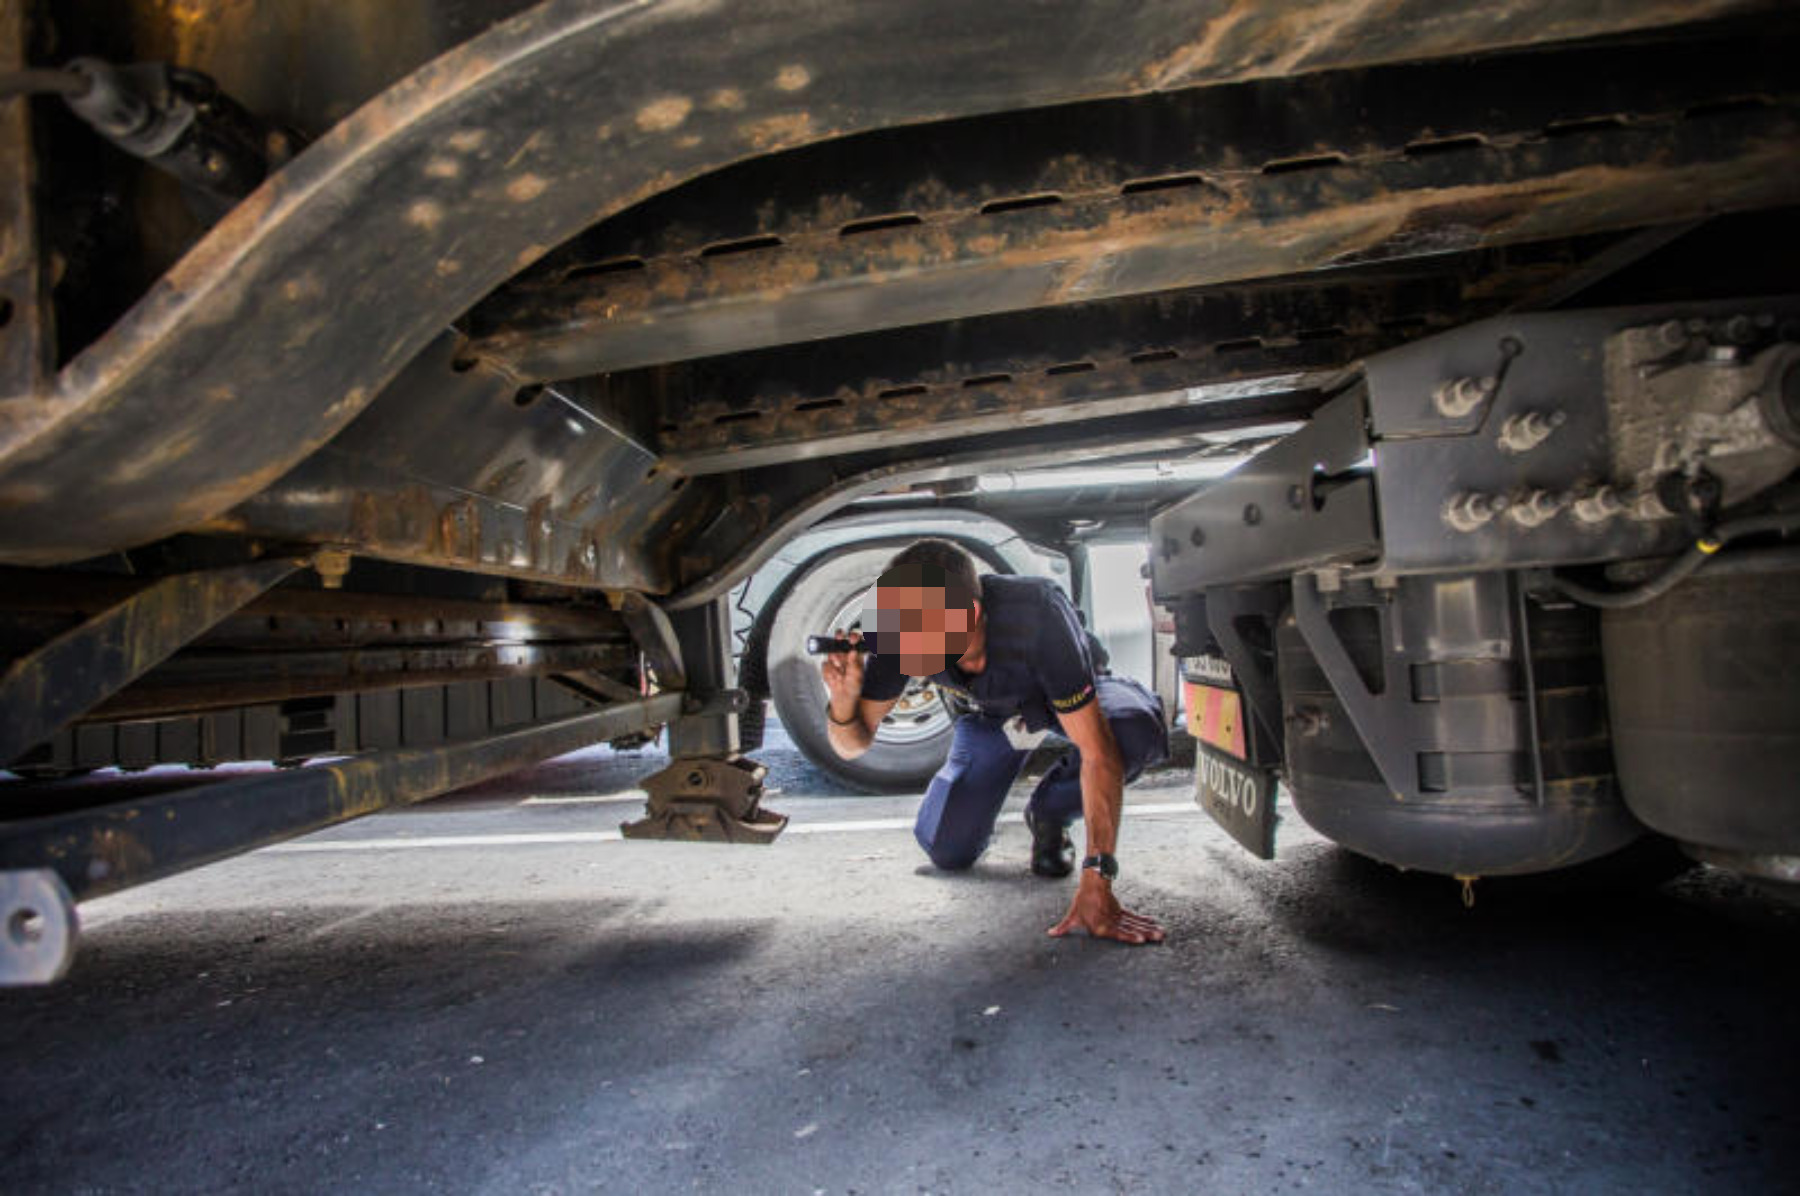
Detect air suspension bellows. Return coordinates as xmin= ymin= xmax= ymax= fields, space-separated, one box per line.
xmin=1601 ymin=549 xmax=1800 ymax=883
xmin=1276 ymin=571 xmax=1642 ymax=876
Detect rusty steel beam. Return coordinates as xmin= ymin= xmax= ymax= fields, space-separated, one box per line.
xmin=0 ymin=0 xmax=1779 ymax=566
xmin=208 ymin=243 xmax=1591 ymax=590
xmin=0 ymin=566 xmax=627 ymax=646
xmin=468 ymin=102 xmax=1800 ymax=382
xmin=0 ymin=558 xmax=301 ymax=766
xmin=0 ymin=694 xmax=684 ymax=903
xmin=640 ymin=251 xmax=1573 ymax=474
xmin=87 ymin=639 xmax=637 ymax=720
xmin=0 ymin=0 xmax=52 ymax=406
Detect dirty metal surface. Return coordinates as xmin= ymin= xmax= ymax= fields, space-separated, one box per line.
xmin=622 ymin=755 xmax=786 ymax=844
xmin=468 ymin=31 xmax=1800 ymax=380
xmin=0 ymin=693 xmax=684 ymax=902
xmin=0 ymin=558 xmax=301 ymax=768
xmin=0 ymin=0 xmax=51 ymax=405
xmin=0 ymin=0 xmax=1778 ymax=566
xmin=1363 ymin=298 xmax=1800 ymax=574
xmin=87 ymin=639 xmax=637 ymax=721
xmin=662 ymin=390 xmax=1326 ymax=609
xmin=638 ymin=245 xmax=1599 ymax=474
xmin=207 ymin=332 xmax=677 ymax=592
xmin=211 ymin=243 xmax=1595 ymax=594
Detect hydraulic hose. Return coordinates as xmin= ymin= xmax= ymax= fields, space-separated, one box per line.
xmin=1551 ymin=511 xmax=1800 ymax=609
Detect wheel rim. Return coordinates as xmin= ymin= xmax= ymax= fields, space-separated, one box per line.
xmin=825 ymin=592 xmax=955 ymax=747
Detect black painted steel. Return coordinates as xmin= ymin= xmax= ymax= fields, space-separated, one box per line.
xmin=1602 ymin=549 xmax=1800 ymax=858
xmin=1277 ymin=571 xmax=1639 ymax=876
xmin=1149 ymin=391 xmax=1380 ymax=594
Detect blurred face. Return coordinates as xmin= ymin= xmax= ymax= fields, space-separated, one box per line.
xmin=866 ymin=563 xmax=978 ymax=677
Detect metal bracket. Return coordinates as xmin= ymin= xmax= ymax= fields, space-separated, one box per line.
xmin=617 ymin=591 xmax=688 ymax=691
xmin=1204 ymin=584 xmax=1288 ymax=755
xmin=0 ymin=868 xmax=79 ymax=986
xmin=682 ymin=688 xmax=749 ymax=717
xmin=621 ymin=757 xmax=787 ymax=844
xmin=0 ymin=557 xmax=302 ymax=767
xmin=1290 ymin=572 xmax=1421 ymax=800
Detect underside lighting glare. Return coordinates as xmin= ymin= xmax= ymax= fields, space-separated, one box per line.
xmin=975 ymin=459 xmax=1246 ymax=492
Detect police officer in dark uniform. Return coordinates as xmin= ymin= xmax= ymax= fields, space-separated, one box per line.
xmin=821 ymin=538 xmax=1169 ymax=944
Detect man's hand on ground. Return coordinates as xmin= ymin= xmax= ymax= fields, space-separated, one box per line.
xmin=1048 ymin=871 xmax=1165 ymax=945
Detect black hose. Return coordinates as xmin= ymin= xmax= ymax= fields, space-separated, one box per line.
xmin=0 ymin=68 xmax=90 ymax=100
xmin=1551 ymin=511 xmax=1800 ymax=609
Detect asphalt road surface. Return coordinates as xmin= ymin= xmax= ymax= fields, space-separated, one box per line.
xmin=2 ymin=722 xmax=1795 ymax=1195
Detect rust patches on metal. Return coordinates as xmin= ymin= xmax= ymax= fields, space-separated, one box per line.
xmin=566 ymin=483 xmax=599 ymax=516
xmin=423 ymin=155 xmax=463 ymax=179
xmin=322 ymin=386 xmax=369 ymax=423
xmin=445 ymin=127 xmax=487 ymax=153
xmin=706 ymin=87 xmax=745 ymax=111
xmin=774 ymin=64 xmax=812 ymax=92
xmin=405 ymin=198 xmax=445 ymax=231
xmin=636 ymin=96 xmax=694 ymax=133
xmin=481 ymin=457 xmax=529 ymax=498
xmin=506 ymin=173 xmax=550 ymax=203
xmin=741 ymin=111 xmax=816 ymax=151
xmin=84 ymin=827 xmax=154 ymax=892
xmin=1139 ymin=0 xmax=1258 ymax=90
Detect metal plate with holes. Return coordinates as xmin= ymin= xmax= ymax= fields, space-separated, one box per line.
xmin=1362 ymin=299 xmax=1800 ymax=574
xmin=1149 ymin=390 xmax=1379 ymax=595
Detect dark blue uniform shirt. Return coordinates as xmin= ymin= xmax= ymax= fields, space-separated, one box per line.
xmin=861 ymin=574 xmax=1107 ymax=733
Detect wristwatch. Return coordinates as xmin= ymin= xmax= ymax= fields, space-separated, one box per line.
xmin=1081 ymin=853 xmax=1118 ymax=880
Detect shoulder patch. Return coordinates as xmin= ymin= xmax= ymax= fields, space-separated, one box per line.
xmin=1051 ymin=682 xmax=1096 ymax=712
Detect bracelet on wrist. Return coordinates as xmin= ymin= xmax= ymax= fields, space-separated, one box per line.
xmin=828 ymin=703 xmax=860 ymax=727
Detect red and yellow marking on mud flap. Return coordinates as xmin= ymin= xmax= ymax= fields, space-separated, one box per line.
xmin=1184 ymin=680 xmax=1245 ymax=759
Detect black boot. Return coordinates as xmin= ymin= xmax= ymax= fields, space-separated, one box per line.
xmin=1024 ymin=809 xmax=1075 ymax=878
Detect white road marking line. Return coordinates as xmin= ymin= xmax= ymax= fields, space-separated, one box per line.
xmin=521 ymin=791 xmax=647 ymax=806
xmin=262 ymin=800 xmax=1200 ymax=854
xmin=269 ymin=831 xmax=622 ymax=852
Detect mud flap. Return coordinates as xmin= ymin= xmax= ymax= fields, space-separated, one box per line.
xmin=1185 ymin=656 xmax=1279 ymax=859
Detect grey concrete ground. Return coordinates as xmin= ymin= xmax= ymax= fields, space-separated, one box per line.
xmin=1 ymin=722 xmax=1795 ymax=1195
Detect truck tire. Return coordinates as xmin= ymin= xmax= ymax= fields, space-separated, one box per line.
xmin=767 ymin=546 xmax=958 ymax=792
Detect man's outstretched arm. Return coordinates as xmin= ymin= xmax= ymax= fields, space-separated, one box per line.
xmin=1047 ymin=701 xmax=1166 ymax=945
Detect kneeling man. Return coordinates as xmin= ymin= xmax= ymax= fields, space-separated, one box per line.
xmin=820 ymin=538 xmax=1169 ymax=944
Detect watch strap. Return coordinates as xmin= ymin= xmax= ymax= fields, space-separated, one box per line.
xmin=1081 ymin=853 xmax=1118 ymax=880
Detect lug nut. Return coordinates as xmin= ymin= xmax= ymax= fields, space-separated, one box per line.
xmin=1506 ymin=489 xmax=1569 ymax=528
xmin=1286 ymin=708 xmax=1328 ymax=738
xmin=1498 ymin=409 xmax=1566 ymax=454
xmin=1443 ymin=491 xmax=1510 ymax=532
xmin=313 ymin=549 xmax=352 ymax=589
xmin=1433 ymin=375 xmax=1499 ymax=418
xmin=1571 ymin=486 xmax=1625 ymax=525
xmin=1630 ymin=489 xmax=1674 ymax=521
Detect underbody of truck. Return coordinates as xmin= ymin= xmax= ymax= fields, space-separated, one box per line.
xmin=1 ymin=0 xmax=1796 ymax=982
